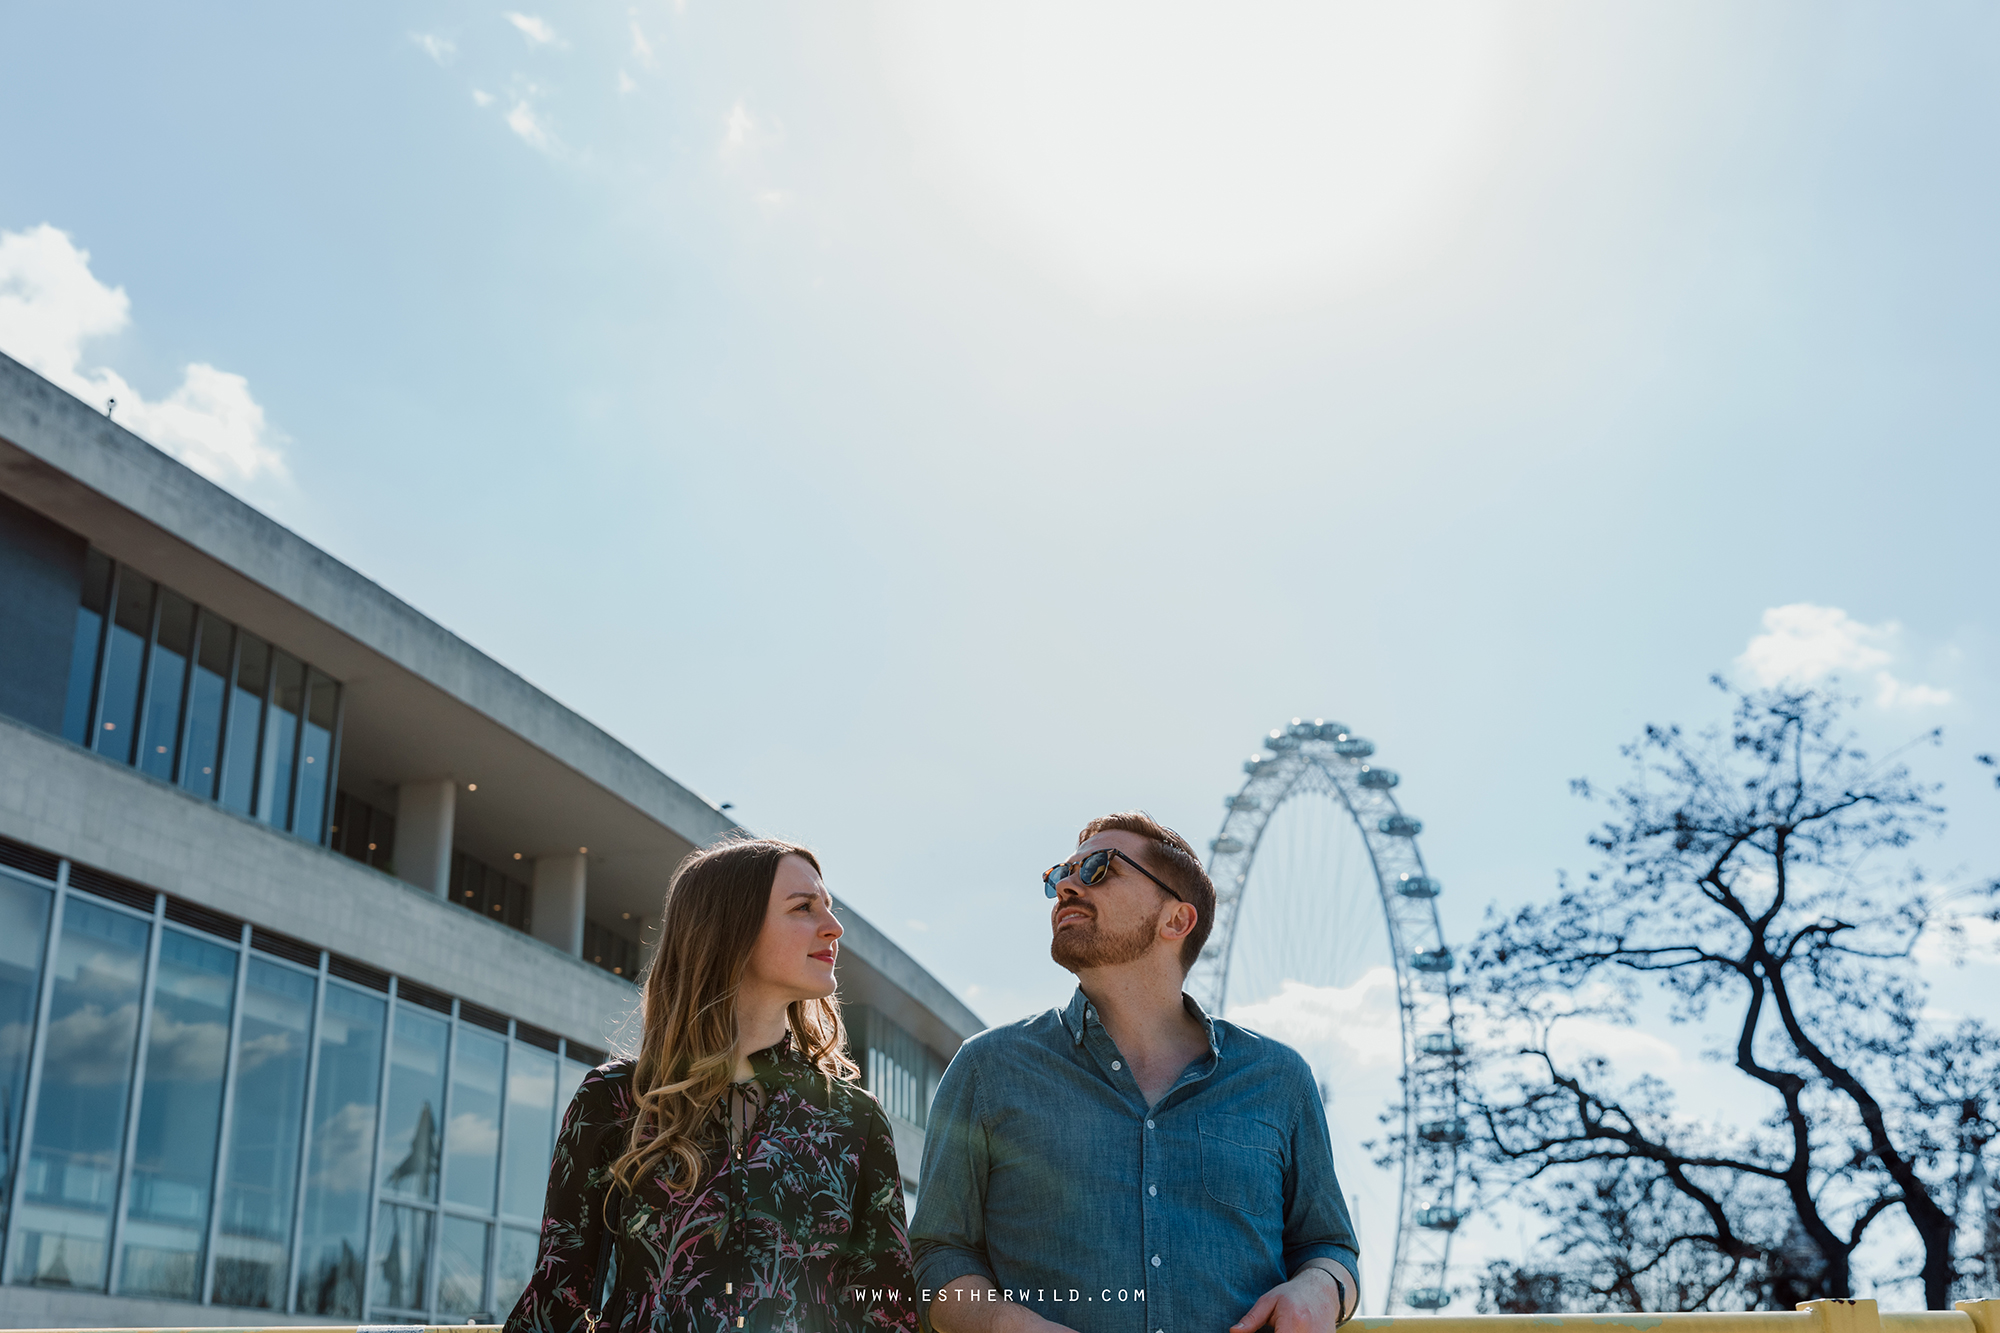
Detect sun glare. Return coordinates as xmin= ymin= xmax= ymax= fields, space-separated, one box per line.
xmin=878 ymin=2 xmax=1514 ymax=308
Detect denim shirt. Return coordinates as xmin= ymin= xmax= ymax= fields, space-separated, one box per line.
xmin=910 ymin=988 xmax=1358 ymax=1333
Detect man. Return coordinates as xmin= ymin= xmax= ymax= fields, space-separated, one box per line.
xmin=910 ymin=812 xmax=1360 ymax=1333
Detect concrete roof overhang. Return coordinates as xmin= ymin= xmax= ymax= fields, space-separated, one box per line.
xmin=0 ymin=353 xmax=736 ymax=932
xmin=0 ymin=353 xmax=983 ymax=1047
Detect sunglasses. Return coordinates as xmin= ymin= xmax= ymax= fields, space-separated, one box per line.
xmin=1043 ymin=848 xmax=1185 ymax=902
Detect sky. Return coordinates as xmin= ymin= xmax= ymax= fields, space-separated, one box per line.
xmin=4 ymin=0 xmax=1998 ymax=1304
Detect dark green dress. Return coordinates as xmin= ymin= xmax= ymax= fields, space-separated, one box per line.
xmin=505 ymin=1036 xmax=918 ymax=1333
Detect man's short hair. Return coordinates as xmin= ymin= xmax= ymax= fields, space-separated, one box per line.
xmin=1077 ymin=811 xmax=1216 ymax=972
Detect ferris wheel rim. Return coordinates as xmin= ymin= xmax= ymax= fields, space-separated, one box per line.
xmin=1189 ymin=719 xmax=1463 ymax=1315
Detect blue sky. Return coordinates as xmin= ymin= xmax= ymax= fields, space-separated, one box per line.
xmin=4 ymin=1 xmax=1998 ymax=1291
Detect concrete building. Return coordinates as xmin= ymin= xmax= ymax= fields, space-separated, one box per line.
xmin=0 ymin=352 xmax=980 ymax=1328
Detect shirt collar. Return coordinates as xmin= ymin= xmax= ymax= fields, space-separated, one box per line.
xmin=1059 ymin=986 xmax=1223 ymax=1059
xmin=747 ymin=1028 xmax=801 ymax=1075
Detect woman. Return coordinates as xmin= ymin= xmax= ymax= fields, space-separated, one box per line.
xmin=507 ymin=839 xmax=917 ymax=1333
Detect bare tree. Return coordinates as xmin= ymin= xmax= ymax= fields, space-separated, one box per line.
xmin=1460 ymin=683 xmax=2000 ymax=1310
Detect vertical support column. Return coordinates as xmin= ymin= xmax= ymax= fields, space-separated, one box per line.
xmin=532 ymin=853 xmax=587 ymax=957
xmin=397 ymin=779 xmax=457 ymax=897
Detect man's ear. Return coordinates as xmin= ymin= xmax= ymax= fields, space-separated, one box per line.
xmin=1159 ymin=900 xmax=1197 ymax=943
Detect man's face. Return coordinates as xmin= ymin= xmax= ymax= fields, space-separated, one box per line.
xmin=1048 ymin=830 xmax=1176 ymax=973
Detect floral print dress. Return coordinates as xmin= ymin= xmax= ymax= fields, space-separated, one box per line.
xmin=506 ymin=1036 xmax=918 ymax=1333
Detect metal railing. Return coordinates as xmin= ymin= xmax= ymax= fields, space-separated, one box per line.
xmin=7 ymin=1299 xmax=1997 ymax=1333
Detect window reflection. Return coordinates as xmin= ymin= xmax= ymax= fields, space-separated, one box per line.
xmin=213 ymin=959 xmax=314 ymax=1310
xmin=93 ymin=570 xmax=154 ymax=766
xmin=120 ymin=929 xmax=237 ymax=1299
xmin=0 ymin=875 xmax=54 ymax=1239
xmin=7 ymin=898 xmax=151 ymax=1291
xmin=218 ymin=633 xmax=267 ymax=816
xmin=435 ymin=1216 xmax=489 ymax=1317
xmin=294 ymin=672 xmax=338 ymax=844
xmin=54 ymin=551 xmax=342 ymax=845
xmin=444 ymin=1030 xmax=505 ymax=1211
xmin=0 ymin=859 xmax=600 ymax=1323
xmin=179 ymin=612 xmax=231 ymax=802
xmin=257 ymin=653 xmax=304 ymax=831
xmin=137 ymin=592 xmax=194 ymax=782
xmin=490 ymin=1224 xmax=538 ymax=1316
xmin=499 ymin=1046 xmax=556 ymax=1220
xmin=295 ymin=984 xmax=385 ymax=1317
xmin=60 ymin=550 xmax=111 ymax=745
xmin=381 ymin=1008 xmax=447 ymax=1203
xmin=372 ymin=1202 xmax=432 ymax=1313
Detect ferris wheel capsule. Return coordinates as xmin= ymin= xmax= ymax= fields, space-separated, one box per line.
xmin=1192 ymin=715 xmax=1466 ymax=1313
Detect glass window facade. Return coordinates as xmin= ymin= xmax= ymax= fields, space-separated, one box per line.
xmin=449 ymin=852 xmax=531 ymax=935
xmin=120 ymin=928 xmax=237 ymax=1299
xmin=0 ymin=848 xmax=597 ymax=1322
xmin=57 ymin=550 xmax=341 ymax=844
xmin=847 ymin=1005 xmax=947 ymax=1131
xmin=582 ymin=919 xmax=641 ymax=979
xmin=330 ymin=791 xmax=397 ymax=874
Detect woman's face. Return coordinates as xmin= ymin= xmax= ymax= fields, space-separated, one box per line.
xmin=743 ymin=854 xmax=843 ymax=1003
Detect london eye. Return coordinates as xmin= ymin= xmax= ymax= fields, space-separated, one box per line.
xmin=1188 ymin=718 xmax=1464 ymax=1313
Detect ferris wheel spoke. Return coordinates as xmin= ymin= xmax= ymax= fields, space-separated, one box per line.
xmin=1196 ymin=718 xmax=1465 ymax=1314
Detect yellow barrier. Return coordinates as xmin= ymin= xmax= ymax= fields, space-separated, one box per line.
xmin=1346 ymin=1300 xmax=2000 ymax=1333
xmin=6 ymin=1302 xmax=1995 ymax=1333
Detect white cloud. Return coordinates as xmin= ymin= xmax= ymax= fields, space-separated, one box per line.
xmin=629 ymin=12 xmax=656 ymax=67
xmin=1912 ymin=910 xmax=2000 ymax=968
xmin=1227 ymin=967 xmax=1404 ymax=1070
xmin=1875 ymin=675 xmax=1952 ymax=709
xmin=505 ymin=12 xmax=561 ymax=47
xmin=411 ymin=32 xmax=455 ymax=65
xmin=1739 ymin=603 xmax=1950 ymax=709
xmin=472 ymin=88 xmax=495 ymax=107
xmin=1546 ymin=1016 xmax=1685 ymax=1073
xmin=506 ymin=98 xmax=558 ymax=152
xmin=0 ymin=224 xmax=283 ymax=484
xmin=719 ymin=98 xmax=779 ymax=163
xmin=618 ymin=70 xmax=638 ymax=96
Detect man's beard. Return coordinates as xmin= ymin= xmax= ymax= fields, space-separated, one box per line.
xmin=1051 ymin=910 xmax=1157 ymax=972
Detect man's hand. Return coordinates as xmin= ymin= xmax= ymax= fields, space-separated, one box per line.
xmin=929 ymin=1274 xmax=1078 ymax=1333
xmin=1229 ymin=1262 xmax=1355 ymax=1333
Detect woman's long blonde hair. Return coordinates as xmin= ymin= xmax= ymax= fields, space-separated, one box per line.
xmin=609 ymin=837 xmax=857 ymax=1194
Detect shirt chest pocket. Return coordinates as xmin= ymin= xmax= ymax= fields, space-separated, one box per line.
xmin=1198 ymin=1113 xmax=1285 ymax=1216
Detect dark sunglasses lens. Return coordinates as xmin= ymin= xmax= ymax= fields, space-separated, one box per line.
xmin=1044 ymin=866 xmax=1062 ymax=899
xmin=1079 ymin=850 xmax=1112 ymax=886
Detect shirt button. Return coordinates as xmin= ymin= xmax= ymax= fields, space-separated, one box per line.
xmin=1151 ymin=1255 xmax=1162 ymax=1267
xmin=1145 ymin=1119 xmax=1154 ymax=1129
xmin=1149 ymin=1185 xmax=1157 ymax=1196
xmin=1111 ymin=1060 xmax=1121 ymax=1070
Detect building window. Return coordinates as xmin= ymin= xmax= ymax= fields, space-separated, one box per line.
xmin=449 ymin=852 xmax=531 ymax=934
xmin=331 ymin=791 xmax=397 ymax=873
xmin=0 ymin=837 xmax=609 ymax=1323
xmin=59 ymin=550 xmax=342 ymax=842
xmin=583 ymin=919 xmax=641 ymax=979
xmin=847 ymin=1005 xmax=946 ymax=1130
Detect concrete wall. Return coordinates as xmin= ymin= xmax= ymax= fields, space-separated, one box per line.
xmin=0 ymin=711 xmax=637 ymax=1049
